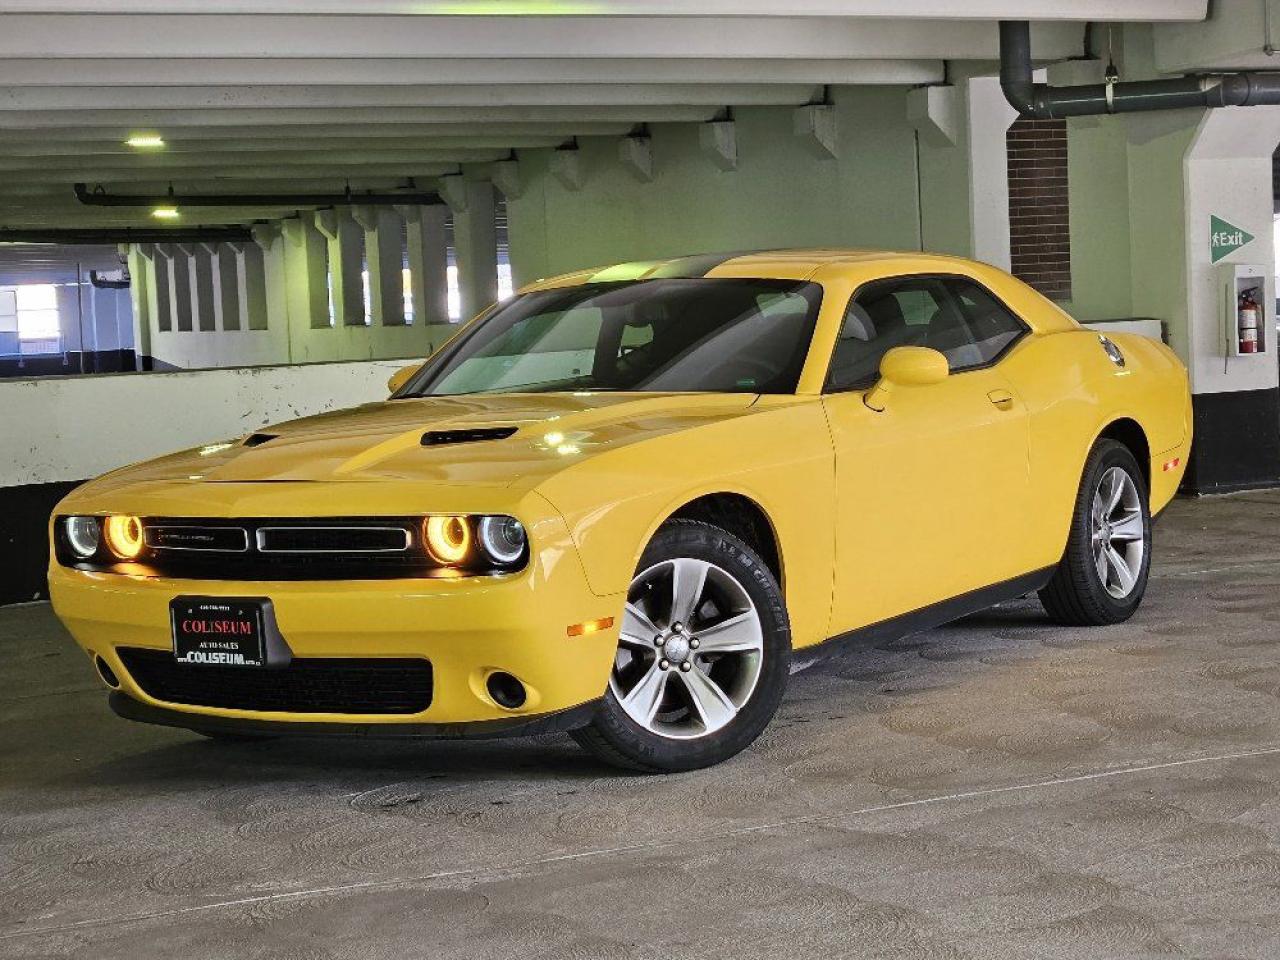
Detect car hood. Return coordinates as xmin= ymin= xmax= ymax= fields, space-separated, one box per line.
xmin=87 ymin=392 xmax=761 ymax=493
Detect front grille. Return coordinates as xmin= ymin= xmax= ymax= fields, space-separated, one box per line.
xmin=118 ymin=517 xmax=432 ymax=580
xmin=118 ymin=647 xmax=433 ymax=714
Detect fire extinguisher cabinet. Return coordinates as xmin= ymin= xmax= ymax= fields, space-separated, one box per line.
xmin=1219 ymin=263 xmax=1271 ymax=357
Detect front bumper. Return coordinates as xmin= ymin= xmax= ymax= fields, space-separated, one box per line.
xmin=49 ymin=540 xmax=624 ymax=733
xmin=108 ymin=690 xmax=601 ymax=739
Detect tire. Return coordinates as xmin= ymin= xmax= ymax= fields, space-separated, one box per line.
xmin=1039 ymin=438 xmax=1152 ymax=626
xmin=572 ymin=519 xmax=791 ymax=772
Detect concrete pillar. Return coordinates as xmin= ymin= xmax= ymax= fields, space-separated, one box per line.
xmin=143 ymin=244 xmax=172 ymax=333
xmin=182 ymin=244 xmax=216 ymax=332
xmin=233 ymin=240 xmax=270 ymax=332
xmin=315 ymin=208 xmax=365 ymax=327
xmin=444 ymin=177 xmax=499 ymax=321
xmin=912 ymin=69 xmax=1018 ymax=264
xmin=353 ymin=206 xmax=406 ymax=327
xmin=203 ymin=243 xmax=242 ymax=332
xmin=1128 ymin=106 xmax=1280 ymax=492
xmin=282 ymin=216 xmax=330 ymax=330
xmin=127 ymin=244 xmax=153 ymax=366
xmin=403 ymin=204 xmax=450 ymax=326
xmin=159 ymin=245 xmax=193 ymax=332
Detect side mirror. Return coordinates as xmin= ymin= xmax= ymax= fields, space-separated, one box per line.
xmin=863 ymin=346 xmax=948 ymax=411
xmin=386 ymin=363 xmax=422 ymax=396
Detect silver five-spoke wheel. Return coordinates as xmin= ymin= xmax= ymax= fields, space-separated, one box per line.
xmin=1090 ymin=465 xmax=1146 ymax=599
xmin=612 ymin=556 xmax=764 ymax=740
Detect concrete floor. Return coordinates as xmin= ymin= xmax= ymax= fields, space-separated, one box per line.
xmin=5 ymin=493 xmax=1280 ymax=959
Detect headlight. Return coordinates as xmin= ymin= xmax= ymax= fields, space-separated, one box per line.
xmin=423 ymin=515 xmax=471 ymax=565
xmin=103 ymin=515 xmax=144 ymax=559
xmin=478 ymin=516 xmax=526 ymax=565
xmin=64 ymin=516 xmax=101 ymax=558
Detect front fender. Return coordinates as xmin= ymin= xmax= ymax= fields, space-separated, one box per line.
xmin=534 ymin=398 xmax=836 ymax=649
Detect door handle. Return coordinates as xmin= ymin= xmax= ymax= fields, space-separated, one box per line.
xmin=987 ymin=389 xmax=1015 ymax=409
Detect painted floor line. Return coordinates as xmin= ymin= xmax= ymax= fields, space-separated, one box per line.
xmin=8 ymin=741 xmax=1280 ymax=942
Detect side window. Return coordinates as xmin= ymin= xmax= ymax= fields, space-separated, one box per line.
xmin=825 ymin=278 xmax=946 ymax=391
xmin=941 ymin=278 xmax=1027 ymax=370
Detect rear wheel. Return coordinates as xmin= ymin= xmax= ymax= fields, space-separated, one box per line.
xmin=572 ymin=519 xmax=790 ymax=772
xmin=1039 ymin=439 xmax=1151 ymax=626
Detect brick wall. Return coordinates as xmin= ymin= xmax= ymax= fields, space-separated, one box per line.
xmin=1007 ymin=117 xmax=1071 ymax=300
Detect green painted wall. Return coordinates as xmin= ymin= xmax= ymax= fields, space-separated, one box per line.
xmin=507 ymin=86 xmax=924 ymax=285
xmin=1057 ymin=115 xmax=1136 ymax=322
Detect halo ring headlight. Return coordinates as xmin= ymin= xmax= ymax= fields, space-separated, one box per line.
xmin=478 ymin=516 xmax=527 ymax=566
xmin=424 ymin=515 xmax=471 ymax=565
xmin=64 ymin=516 xmax=101 ymax=558
xmin=104 ymin=515 xmax=145 ymax=560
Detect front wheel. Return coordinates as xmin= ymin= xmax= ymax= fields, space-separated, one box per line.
xmin=1039 ymin=438 xmax=1152 ymax=626
xmin=572 ymin=519 xmax=790 ymax=772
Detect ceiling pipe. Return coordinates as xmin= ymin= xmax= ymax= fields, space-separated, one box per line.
xmin=73 ymin=183 xmax=443 ymax=209
xmin=0 ymin=226 xmax=254 ymax=245
xmin=999 ymin=20 xmax=1280 ymax=119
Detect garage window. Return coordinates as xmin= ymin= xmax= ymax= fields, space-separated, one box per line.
xmin=0 ymin=284 xmax=62 ymax=356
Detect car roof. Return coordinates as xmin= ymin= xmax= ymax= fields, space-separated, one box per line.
xmin=518 ymin=249 xmax=988 ymax=292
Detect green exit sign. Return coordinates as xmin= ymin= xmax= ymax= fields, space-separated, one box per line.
xmin=1210 ymin=215 xmax=1255 ymax=264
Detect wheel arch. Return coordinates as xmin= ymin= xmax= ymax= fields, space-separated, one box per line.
xmin=1096 ymin=417 xmax=1151 ymax=493
xmin=662 ymin=491 xmax=785 ymax=590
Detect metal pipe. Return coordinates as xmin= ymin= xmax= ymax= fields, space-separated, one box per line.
xmin=0 ymin=226 xmax=254 ymax=244
xmin=999 ymin=20 xmax=1280 ymax=119
xmin=73 ymin=183 xmax=441 ymax=209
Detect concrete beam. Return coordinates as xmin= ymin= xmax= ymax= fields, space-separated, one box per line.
xmin=0 ymin=106 xmax=725 ymax=130
xmin=0 ymin=2 xmax=1207 ymax=18
xmin=0 ymin=84 xmax=825 ymax=112
xmin=0 ymin=15 xmax=1086 ymax=61
xmin=0 ymin=57 xmax=945 ymax=88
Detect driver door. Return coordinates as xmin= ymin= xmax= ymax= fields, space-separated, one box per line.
xmin=821 ymin=274 xmax=1033 ymax=636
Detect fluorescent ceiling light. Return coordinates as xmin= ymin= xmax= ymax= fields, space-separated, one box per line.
xmin=125 ymin=135 xmax=166 ymax=149
xmin=151 ymin=207 xmax=180 ymax=219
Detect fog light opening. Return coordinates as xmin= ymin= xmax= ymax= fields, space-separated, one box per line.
xmin=486 ymin=671 xmax=526 ymax=710
xmin=94 ymin=655 xmax=121 ymax=689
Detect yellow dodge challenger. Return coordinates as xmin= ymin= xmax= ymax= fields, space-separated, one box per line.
xmin=49 ymin=250 xmax=1191 ymax=771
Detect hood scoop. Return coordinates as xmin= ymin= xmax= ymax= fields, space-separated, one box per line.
xmin=243 ymin=433 xmax=279 ymax=448
xmin=421 ymin=427 xmax=518 ymax=447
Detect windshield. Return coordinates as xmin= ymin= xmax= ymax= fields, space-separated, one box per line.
xmin=399 ymin=278 xmax=823 ymax=397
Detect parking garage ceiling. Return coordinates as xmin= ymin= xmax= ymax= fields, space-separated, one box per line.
xmin=0 ymin=0 xmax=1207 ymax=231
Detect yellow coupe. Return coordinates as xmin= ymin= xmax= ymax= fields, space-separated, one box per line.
xmin=49 ymin=250 xmax=1191 ymax=771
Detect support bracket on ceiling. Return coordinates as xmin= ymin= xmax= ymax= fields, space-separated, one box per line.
xmin=699 ymin=119 xmax=738 ymax=172
xmin=550 ymin=143 xmax=585 ymax=191
xmin=793 ymin=104 xmax=838 ymax=159
xmin=619 ymin=134 xmax=654 ymax=182
xmin=491 ymin=158 xmax=523 ymax=199
xmin=906 ymin=84 xmax=960 ymax=147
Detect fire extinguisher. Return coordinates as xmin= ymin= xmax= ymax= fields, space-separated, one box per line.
xmin=1238 ymin=287 xmax=1261 ymax=354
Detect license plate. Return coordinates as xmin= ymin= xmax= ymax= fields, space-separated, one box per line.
xmin=170 ymin=597 xmax=266 ymax=668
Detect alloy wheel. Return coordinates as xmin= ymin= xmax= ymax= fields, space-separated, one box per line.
xmin=1090 ymin=465 xmax=1146 ymax=599
xmin=611 ymin=557 xmax=764 ymax=740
